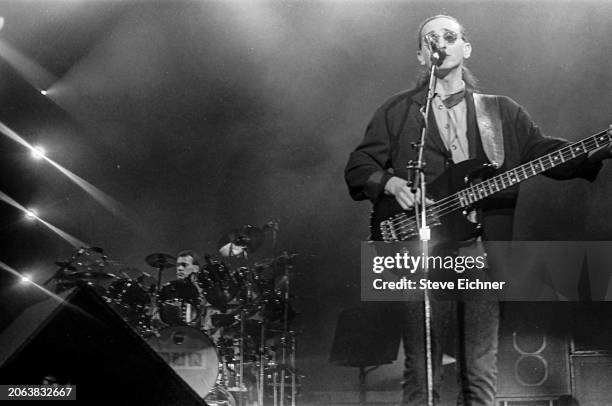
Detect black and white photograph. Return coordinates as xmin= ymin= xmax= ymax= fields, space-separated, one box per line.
xmin=0 ymin=1 xmax=612 ymax=405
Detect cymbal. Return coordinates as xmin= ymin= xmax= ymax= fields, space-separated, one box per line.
xmin=61 ymin=271 xmax=118 ymax=281
xmin=54 ymin=261 xmax=76 ymax=271
xmin=145 ymin=253 xmax=176 ymax=269
xmin=217 ymin=225 xmax=264 ymax=255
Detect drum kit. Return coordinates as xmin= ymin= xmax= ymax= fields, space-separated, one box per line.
xmin=49 ymin=222 xmax=299 ymax=406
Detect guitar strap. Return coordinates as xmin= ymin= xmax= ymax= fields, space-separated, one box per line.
xmin=474 ymin=93 xmax=504 ymax=168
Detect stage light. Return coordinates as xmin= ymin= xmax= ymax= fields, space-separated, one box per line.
xmin=31 ymin=145 xmax=46 ymax=159
xmin=40 ymin=89 xmax=48 ymax=96
xmin=0 ymin=121 xmax=132 ymax=227
xmin=21 ymin=274 xmax=31 ymax=283
xmin=25 ymin=208 xmax=38 ymax=220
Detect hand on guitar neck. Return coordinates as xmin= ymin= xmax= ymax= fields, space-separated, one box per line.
xmin=384 ymin=176 xmax=435 ymax=210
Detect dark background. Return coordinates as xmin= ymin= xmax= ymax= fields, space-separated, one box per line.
xmin=0 ymin=0 xmax=611 ymax=397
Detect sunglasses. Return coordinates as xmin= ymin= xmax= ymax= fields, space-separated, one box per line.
xmin=423 ymin=30 xmax=460 ymax=48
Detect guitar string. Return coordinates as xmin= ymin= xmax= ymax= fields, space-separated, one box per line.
xmin=386 ymin=130 xmax=611 ymax=237
xmin=413 ymin=135 xmax=607 ymax=219
xmin=429 ymin=134 xmax=609 ymax=217
xmin=428 ymin=131 xmax=610 ymax=215
xmin=389 ymin=132 xmax=610 ymax=235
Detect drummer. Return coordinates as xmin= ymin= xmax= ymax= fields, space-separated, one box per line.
xmin=175 ymin=250 xmax=201 ymax=282
xmin=174 ymin=250 xmax=227 ymax=338
xmin=151 ymin=250 xmax=204 ymax=329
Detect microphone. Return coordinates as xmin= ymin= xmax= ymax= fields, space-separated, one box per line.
xmin=431 ymin=49 xmax=446 ymax=67
xmin=424 ymin=34 xmax=446 ymax=67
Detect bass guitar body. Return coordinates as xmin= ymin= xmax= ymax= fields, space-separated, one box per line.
xmin=370 ymin=159 xmax=496 ymax=242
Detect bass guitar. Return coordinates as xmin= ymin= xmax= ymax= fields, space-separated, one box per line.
xmin=370 ymin=128 xmax=612 ymax=242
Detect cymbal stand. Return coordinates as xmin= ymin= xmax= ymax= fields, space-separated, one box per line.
xmin=290 ymin=331 xmax=296 ymax=406
xmin=227 ymin=243 xmax=257 ymax=406
xmin=258 ymin=311 xmax=266 ymax=406
xmin=279 ymin=257 xmax=290 ymax=406
xmin=257 ymin=219 xmax=278 ymax=406
xmin=267 ymin=220 xmax=289 ymax=406
xmin=239 ymin=308 xmax=245 ymax=406
xmin=156 ymin=265 xmax=166 ymax=291
xmin=273 ymin=349 xmax=279 ymax=406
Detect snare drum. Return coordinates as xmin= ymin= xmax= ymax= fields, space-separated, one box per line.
xmin=146 ymin=326 xmax=219 ymax=397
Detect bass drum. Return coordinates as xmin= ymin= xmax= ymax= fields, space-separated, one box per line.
xmin=146 ymin=326 xmax=219 ymax=397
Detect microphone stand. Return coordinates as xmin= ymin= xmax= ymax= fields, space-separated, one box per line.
xmin=408 ymin=51 xmax=441 ymax=406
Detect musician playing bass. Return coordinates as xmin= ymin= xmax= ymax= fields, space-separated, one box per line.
xmin=344 ymin=14 xmax=611 ymax=406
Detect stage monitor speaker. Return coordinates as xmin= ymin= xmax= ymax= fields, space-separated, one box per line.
xmin=0 ymin=285 xmax=207 ymax=406
xmin=497 ymin=303 xmax=570 ymax=399
xmin=329 ymin=303 xmax=403 ymax=367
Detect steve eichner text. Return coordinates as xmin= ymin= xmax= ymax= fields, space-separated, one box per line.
xmin=372 ymin=253 xmax=486 ymax=274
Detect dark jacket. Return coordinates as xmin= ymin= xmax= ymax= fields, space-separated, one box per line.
xmin=345 ymin=87 xmax=601 ymax=240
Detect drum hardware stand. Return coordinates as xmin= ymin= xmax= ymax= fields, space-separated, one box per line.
xmin=258 ymin=311 xmax=266 ymax=406
xmin=271 ymin=350 xmax=278 ymax=406
xmin=278 ymin=252 xmax=292 ymax=406
xmin=289 ymin=332 xmax=296 ymax=406
xmin=238 ymin=308 xmax=246 ymax=406
xmin=264 ymin=220 xmax=298 ymax=406
xmin=408 ymin=35 xmax=444 ymax=406
xmin=227 ymin=242 xmax=257 ymax=406
xmin=155 ymin=265 xmax=166 ymax=291
xmin=273 ymin=332 xmax=297 ymax=406
xmin=209 ymin=222 xmax=297 ymax=406
xmin=268 ymin=219 xmax=280 ymax=406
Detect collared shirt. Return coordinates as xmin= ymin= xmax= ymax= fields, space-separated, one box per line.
xmin=345 ymin=86 xmax=601 ymax=204
xmin=431 ymin=82 xmax=469 ymax=163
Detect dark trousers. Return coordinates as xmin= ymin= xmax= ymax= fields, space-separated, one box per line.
xmin=402 ymin=300 xmax=499 ymax=405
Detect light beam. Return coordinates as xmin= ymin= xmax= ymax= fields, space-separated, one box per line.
xmin=0 ymin=121 xmax=131 ymax=223
xmin=0 ymin=38 xmax=57 ymax=95
xmin=0 ymin=189 xmax=87 ymax=248
xmin=0 ymin=260 xmax=65 ymax=304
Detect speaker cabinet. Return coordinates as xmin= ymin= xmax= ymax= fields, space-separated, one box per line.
xmin=572 ymin=355 xmax=612 ymax=406
xmin=571 ymin=302 xmax=612 ymax=353
xmin=0 ymin=286 xmax=206 ymax=405
xmin=497 ymin=303 xmax=570 ymax=399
